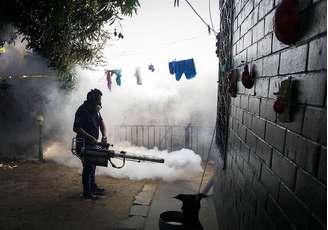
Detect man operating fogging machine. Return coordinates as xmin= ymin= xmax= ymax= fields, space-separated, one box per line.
xmin=73 ymin=88 xmax=107 ymax=200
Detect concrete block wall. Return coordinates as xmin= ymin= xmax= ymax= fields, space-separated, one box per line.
xmin=214 ymin=0 xmax=327 ymax=229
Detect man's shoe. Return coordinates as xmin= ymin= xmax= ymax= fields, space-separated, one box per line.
xmin=93 ymin=187 xmax=105 ymax=196
xmin=94 ymin=185 xmax=105 ymax=192
xmin=83 ymin=193 xmax=99 ymax=200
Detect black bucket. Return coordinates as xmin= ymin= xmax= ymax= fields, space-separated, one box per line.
xmin=159 ymin=211 xmax=184 ymax=230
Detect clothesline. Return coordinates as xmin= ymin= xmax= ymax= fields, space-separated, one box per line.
xmin=106 ymin=34 xmax=207 ymax=61
xmin=105 ymin=58 xmax=197 ymax=91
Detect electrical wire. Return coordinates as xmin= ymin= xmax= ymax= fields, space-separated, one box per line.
xmin=107 ymin=34 xmax=207 ymax=60
xmin=184 ymin=0 xmax=218 ymax=34
xmin=208 ymin=0 xmax=216 ymax=34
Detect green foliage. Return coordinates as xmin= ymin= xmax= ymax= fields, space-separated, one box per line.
xmin=0 ymin=0 xmax=140 ymax=87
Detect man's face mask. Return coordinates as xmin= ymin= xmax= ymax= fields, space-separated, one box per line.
xmin=96 ymin=104 xmax=102 ymax=112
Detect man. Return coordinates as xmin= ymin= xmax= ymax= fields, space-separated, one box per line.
xmin=73 ymin=88 xmax=107 ymax=200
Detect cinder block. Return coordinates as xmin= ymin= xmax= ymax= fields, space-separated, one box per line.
xmin=254 ymin=0 xmax=261 ymax=6
xmin=285 ymin=131 xmax=320 ymax=175
xmin=234 ymin=95 xmax=241 ymax=108
xmin=237 ymin=80 xmax=246 ymax=94
xmin=258 ymin=34 xmax=272 ymax=57
xmin=267 ymin=195 xmax=295 ymax=230
xmin=271 ymin=149 xmax=297 ymax=189
xmin=246 ymin=129 xmax=257 ymax=154
xmin=243 ymin=111 xmax=253 ymax=128
xmin=252 ymin=116 xmax=266 ymax=139
xmin=235 ymin=0 xmax=242 ymax=17
xmin=247 ymin=42 xmax=258 ymax=61
xmin=263 ymin=53 xmax=279 ymax=76
xmin=244 ymin=30 xmax=253 ymax=49
xmin=238 ymin=123 xmax=247 ymax=142
xmin=251 ymin=5 xmax=259 ymax=27
xmin=303 ymin=106 xmax=326 ymax=144
xmin=318 ymin=146 xmax=326 ymax=184
xmin=293 ymin=72 xmax=327 ymax=106
xmin=249 ymin=152 xmax=262 ymax=178
xmin=236 ymin=107 xmax=244 ymax=122
xmin=279 ymin=44 xmax=307 ymax=74
xmin=278 ymin=183 xmax=311 ymax=230
xmin=230 ymin=105 xmax=236 ymax=118
xmin=260 ymin=164 xmax=280 ymax=199
xmin=264 ymin=10 xmax=275 ymax=35
xmin=256 ymin=137 xmax=272 ymax=167
xmin=249 ymin=96 xmax=260 ymax=115
xmin=299 ymin=0 xmax=327 ymax=41
xmin=255 ymin=77 xmax=270 ymax=98
xmin=308 ymin=36 xmax=327 ymax=71
xmin=260 ymin=98 xmax=276 ymax=122
xmin=241 ymin=14 xmax=253 ymax=36
xmin=241 ymin=95 xmax=249 ymax=110
xmin=253 ymin=178 xmax=268 ymax=206
xmin=233 ymin=30 xmax=240 ymax=45
xmin=253 ymin=20 xmax=265 ymax=42
xmin=232 ymin=120 xmax=238 ymax=134
xmin=237 ymin=37 xmax=244 ymax=54
xmin=295 ymin=168 xmax=327 ymax=224
xmin=265 ymin=122 xmax=286 ymax=152
xmin=240 ymin=141 xmax=251 ymax=162
xmin=243 ymin=0 xmax=254 ymax=19
xmin=258 ymin=0 xmax=274 ymax=19
xmin=233 ymin=16 xmax=238 ymax=32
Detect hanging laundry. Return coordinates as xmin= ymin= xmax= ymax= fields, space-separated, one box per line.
xmin=134 ymin=67 xmax=142 ymax=85
xmin=106 ymin=69 xmax=122 ymax=87
xmin=106 ymin=70 xmax=113 ymax=91
xmin=115 ymin=69 xmax=122 ymax=86
xmin=108 ymin=69 xmax=122 ymax=86
xmin=148 ymin=64 xmax=155 ymax=72
xmin=168 ymin=58 xmax=196 ymax=81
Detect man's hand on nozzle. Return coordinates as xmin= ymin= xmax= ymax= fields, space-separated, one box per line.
xmin=101 ymin=136 xmax=107 ymax=143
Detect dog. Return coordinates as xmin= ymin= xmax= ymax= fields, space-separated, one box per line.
xmin=174 ymin=193 xmax=208 ymax=230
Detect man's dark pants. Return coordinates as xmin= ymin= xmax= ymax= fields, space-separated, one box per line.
xmin=82 ymin=161 xmax=96 ymax=195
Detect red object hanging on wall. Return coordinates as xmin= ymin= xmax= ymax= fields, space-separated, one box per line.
xmin=273 ymin=97 xmax=285 ymax=113
xmin=241 ymin=65 xmax=254 ymax=89
xmin=274 ymin=0 xmax=300 ymax=45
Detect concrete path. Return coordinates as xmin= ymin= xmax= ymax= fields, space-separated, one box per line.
xmin=144 ymin=180 xmax=218 ymax=230
xmin=113 ymin=180 xmax=218 ymax=230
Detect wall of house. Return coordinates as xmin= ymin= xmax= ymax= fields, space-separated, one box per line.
xmin=213 ymin=0 xmax=327 ymax=229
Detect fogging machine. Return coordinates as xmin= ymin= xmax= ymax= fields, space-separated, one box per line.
xmin=71 ymin=138 xmax=164 ymax=168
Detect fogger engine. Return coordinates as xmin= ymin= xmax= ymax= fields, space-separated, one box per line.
xmin=71 ymin=138 xmax=164 ymax=168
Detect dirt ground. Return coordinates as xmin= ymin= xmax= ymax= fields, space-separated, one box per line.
xmin=0 ymin=160 xmax=157 ymax=230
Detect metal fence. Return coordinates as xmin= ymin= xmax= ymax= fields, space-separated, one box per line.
xmin=111 ymin=125 xmax=217 ymax=160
